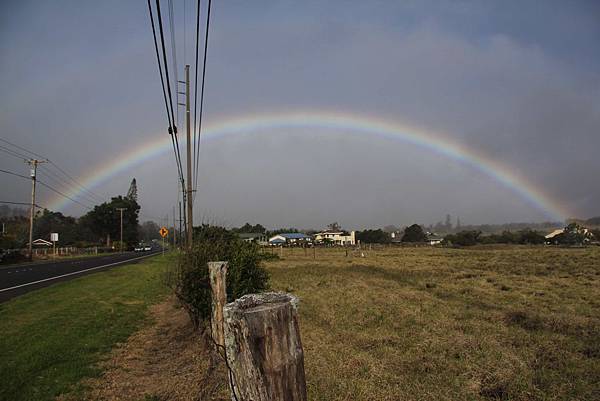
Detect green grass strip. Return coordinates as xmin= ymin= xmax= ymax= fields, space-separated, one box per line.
xmin=0 ymin=254 xmax=173 ymax=401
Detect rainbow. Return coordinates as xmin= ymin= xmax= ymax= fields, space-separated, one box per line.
xmin=47 ymin=111 xmax=570 ymax=221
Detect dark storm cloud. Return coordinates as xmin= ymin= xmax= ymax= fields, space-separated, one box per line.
xmin=1 ymin=1 xmax=598 ymax=228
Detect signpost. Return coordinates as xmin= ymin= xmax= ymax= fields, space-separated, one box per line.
xmin=159 ymin=227 xmax=169 ymax=255
xmin=51 ymin=232 xmax=58 ymax=259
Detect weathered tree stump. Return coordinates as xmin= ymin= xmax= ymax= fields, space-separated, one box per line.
xmin=223 ymin=292 xmax=307 ymax=401
xmin=208 ymin=261 xmax=228 ymax=348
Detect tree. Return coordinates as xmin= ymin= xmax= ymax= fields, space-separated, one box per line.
xmin=81 ymin=196 xmax=140 ymax=246
xmin=234 ymin=223 xmax=266 ymax=234
xmin=445 ymin=214 xmax=452 ymax=231
xmin=444 ymin=230 xmax=481 ymax=246
xmin=126 ymin=178 xmax=138 ymax=202
xmin=32 ymin=210 xmax=80 ymax=245
xmin=355 ymin=229 xmax=390 ymax=244
xmin=139 ymin=221 xmax=161 ymax=242
xmin=401 ymin=224 xmax=427 ymax=242
xmin=327 ymin=222 xmax=341 ymax=232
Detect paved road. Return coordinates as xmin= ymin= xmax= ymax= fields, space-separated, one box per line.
xmin=0 ymin=251 xmax=161 ymax=303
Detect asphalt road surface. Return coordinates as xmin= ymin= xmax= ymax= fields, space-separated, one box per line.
xmin=0 ymin=251 xmax=161 ymax=303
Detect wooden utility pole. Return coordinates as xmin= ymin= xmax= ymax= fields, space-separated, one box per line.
xmin=27 ymin=159 xmax=45 ymax=260
xmin=172 ymin=205 xmax=177 ymax=248
xmin=185 ymin=64 xmax=194 ymax=250
xmin=208 ymin=261 xmax=228 ymax=347
xmin=223 ymin=292 xmax=307 ymax=401
xmin=116 ymin=208 xmax=126 ymax=253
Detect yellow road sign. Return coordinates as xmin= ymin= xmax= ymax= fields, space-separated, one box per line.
xmin=159 ymin=227 xmax=169 ymax=238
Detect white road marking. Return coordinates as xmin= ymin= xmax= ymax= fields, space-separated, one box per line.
xmin=0 ymin=253 xmax=160 ymax=293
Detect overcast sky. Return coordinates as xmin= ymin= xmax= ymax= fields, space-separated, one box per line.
xmin=1 ymin=0 xmax=599 ymax=229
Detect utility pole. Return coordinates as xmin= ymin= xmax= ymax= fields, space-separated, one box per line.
xmin=179 ymin=200 xmax=182 ymax=249
xmin=173 ymin=205 xmax=177 ymax=248
xmin=185 ymin=64 xmax=194 ymax=250
xmin=27 ymin=159 xmax=45 ymax=260
xmin=116 ymin=208 xmax=126 ymax=253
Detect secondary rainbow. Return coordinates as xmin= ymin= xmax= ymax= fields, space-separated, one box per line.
xmin=47 ymin=111 xmax=570 ymax=221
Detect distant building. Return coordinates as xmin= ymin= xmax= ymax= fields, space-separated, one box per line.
xmin=238 ymin=233 xmax=268 ymax=246
xmin=428 ymin=237 xmax=444 ymax=246
xmin=31 ymin=239 xmax=52 ymax=247
xmin=544 ymin=229 xmax=565 ymax=240
xmin=268 ymin=233 xmax=312 ymax=246
xmin=314 ymin=231 xmax=356 ymax=246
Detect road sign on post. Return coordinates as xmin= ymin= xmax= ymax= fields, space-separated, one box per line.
xmin=159 ymin=227 xmax=168 ymax=255
xmin=51 ymin=233 xmax=58 ymax=259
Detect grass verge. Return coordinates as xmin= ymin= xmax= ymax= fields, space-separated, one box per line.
xmin=0 ymin=254 xmax=172 ymax=401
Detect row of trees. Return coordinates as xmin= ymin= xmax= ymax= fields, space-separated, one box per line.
xmin=0 ymin=178 xmax=156 ymax=249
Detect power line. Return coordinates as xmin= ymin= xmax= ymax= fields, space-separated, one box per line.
xmin=193 ymin=0 xmax=212 ymax=201
xmin=192 ymin=0 xmax=201 ymax=198
xmin=37 ymin=168 xmax=100 ymax=206
xmin=43 ymin=163 xmax=105 ymax=203
xmin=148 ymin=0 xmax=185 ymax=188
xmin=36 ymin=179 xmax=93 ymax=210
xmin=0 ymin=168 xmax=29 ymax=181
xmin=0 ymin=137 xmax=47 ymax=160
xmin=0 ymin=200 xmax=44 ymax=209
xmin=0 ymin=137 xmax=104 ymax=204
xmin=0 ymin=145 xmax=29 ymax=161
xmin=168 ymin=0 xmax=179 ymax=126
xmin=1 ymin=166 xmax=93 ymax=210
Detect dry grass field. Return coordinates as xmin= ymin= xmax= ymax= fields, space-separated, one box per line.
xmin=266 ymin=246 xmax=600 ymax=401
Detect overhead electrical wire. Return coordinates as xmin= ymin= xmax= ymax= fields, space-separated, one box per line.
xmin=148 ymin=0 xmax=185 ymax=189
xmin=192 ymin=0 xmax=201 ymax=200
xmin=37 ymin=168 xmax=100 ymax=206
xmin=168 ymin=0 xmax=179 ymax=126
xmin=37 ymin=179 xmax=93 ymax=210
xmin=193 ymin=0 xmax=212 ymax=202
xmin=0 ymin=168 xmax=29 ymax=181
xmin=0 ymin=137 xmax=46 ymax=160
xmin=45 ymin=162 xmax=104 ymax=202
xmin=0 ymin=137 xmax=105 ymax=204
xmin=0 ymin=167 xmax=93 ymax=210
xmin=0 ymin=200 xmax=44 ymax=209
xmin=0 ymin=145 xmax=29 ymax=161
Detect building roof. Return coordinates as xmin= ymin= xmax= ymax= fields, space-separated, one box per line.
xmin=275 ymin=233 xmax=311 ymax=239
xmin=31 ymin=239 xmax=52 ymax=246
xmin=545 ymin=229 xmax=564 ymax=239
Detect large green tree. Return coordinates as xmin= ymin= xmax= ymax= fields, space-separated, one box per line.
xmin=81 ymin=196 xmax=140 ymax=246
xmin=401 ymin=224 xmax=427 ymax=242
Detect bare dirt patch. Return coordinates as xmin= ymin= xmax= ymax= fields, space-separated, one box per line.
xmin=72 ymin=297 xmax=228 ymax=401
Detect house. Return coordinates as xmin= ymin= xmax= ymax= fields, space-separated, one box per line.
xmin=428 ymin=237 xmax=444 ymax=246
xmin=31 ymin=239 xmax=52 ymax=247
xmin=238 ymin=233 xmax=268 ymax=246
xmin=268 ymin=233 xmax=312 ymax=246
xmin=314 ymin=231 xmax=356 ymax=246
xmin=544 ymin=229 xmax=565 ymax=240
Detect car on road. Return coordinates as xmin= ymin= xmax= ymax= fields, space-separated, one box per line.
xmin=134 ymin=243 xmax=153 ymax=252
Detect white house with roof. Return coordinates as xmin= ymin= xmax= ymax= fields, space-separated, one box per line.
xmin=314 ymin=231 xmax=356 ymax=246
xmin=268 ymin=233 xmax=312 ymax=246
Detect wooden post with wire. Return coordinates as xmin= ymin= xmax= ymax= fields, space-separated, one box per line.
xmin=208 ymin=261 xmax=228 ymax=348
xmin=223 ymin=292 xmax=307 ymax=401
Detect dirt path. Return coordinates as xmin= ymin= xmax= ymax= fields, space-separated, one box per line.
xmin=72 ymin=297 xmax=229 ymax=401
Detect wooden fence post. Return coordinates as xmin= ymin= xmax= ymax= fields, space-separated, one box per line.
xmin=208 ymin=261 xmax=228 ymax=348
xmin=223 ymin=292 xmax=307 ymax=401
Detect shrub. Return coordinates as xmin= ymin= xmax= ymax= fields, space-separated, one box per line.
xmin=444 ymin=230 xmax=482 ymax=246
xmin=166 ymin=225 xmax=269 ymax=329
